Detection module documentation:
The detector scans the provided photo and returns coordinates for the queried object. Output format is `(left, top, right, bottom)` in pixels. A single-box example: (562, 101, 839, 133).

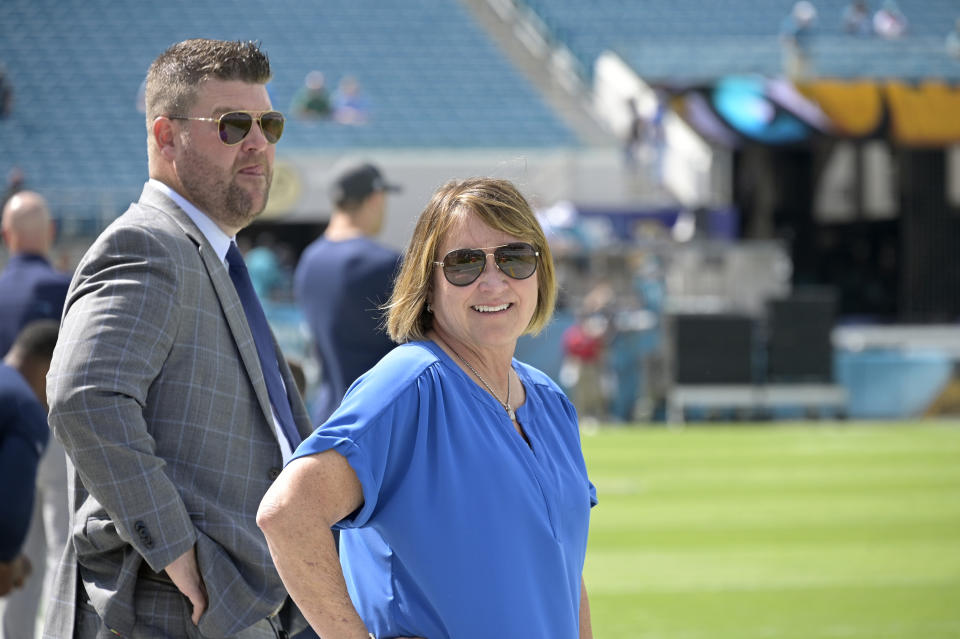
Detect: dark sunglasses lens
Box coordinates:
(443, 249, 486, 286)
(260, 112, 285, 143)
(219, 112, 253, 145)
(495, 243, 538, 280)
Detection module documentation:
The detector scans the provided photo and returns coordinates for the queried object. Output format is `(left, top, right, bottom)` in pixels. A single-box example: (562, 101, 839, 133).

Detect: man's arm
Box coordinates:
(48, 227, 197, 577)
(0, 555, 31, 597)
(165, 546, 207, 624)
(0, 432, 43, 564)
(0, 395, 45, 598)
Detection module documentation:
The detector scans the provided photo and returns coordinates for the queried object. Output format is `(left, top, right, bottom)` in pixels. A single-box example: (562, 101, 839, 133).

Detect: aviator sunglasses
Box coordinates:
(434, 242, 540, 286)
(167, 110, 285, 145)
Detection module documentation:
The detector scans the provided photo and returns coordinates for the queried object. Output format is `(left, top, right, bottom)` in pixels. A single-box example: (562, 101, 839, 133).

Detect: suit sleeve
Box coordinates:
(47, 225, 197, 571)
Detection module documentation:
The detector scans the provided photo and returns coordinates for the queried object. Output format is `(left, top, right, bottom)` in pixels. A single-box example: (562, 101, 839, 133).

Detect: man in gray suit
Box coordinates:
(44, 39, 312, 638)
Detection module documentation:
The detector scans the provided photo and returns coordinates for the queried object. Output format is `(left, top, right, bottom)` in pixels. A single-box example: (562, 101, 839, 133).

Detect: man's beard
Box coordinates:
(178, 147, 272, 231)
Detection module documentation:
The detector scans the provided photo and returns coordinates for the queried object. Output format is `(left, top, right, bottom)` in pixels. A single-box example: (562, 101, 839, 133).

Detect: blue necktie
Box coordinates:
(226, 242, 301, 450)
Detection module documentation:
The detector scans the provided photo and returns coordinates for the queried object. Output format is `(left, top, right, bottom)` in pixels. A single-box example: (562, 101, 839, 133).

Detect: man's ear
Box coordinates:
(153, 117, 177, 161)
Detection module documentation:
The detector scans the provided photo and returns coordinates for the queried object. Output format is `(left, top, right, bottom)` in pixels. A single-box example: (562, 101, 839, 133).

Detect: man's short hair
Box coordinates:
(144, 39, 272, 131)
(9, 319, 59, 362)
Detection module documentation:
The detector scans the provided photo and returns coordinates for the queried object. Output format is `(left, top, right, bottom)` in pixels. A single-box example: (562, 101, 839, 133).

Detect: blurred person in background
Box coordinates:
(561, 283, 612, 425)
(0, 321, 59, 601)
(243, 232, 287, 301)
(0, 191, 71, 355)
(0, 191, 71, 638)
(946, 18, 960, 58)
(873, 0, 907, 38)
(608, 305, 649, 424)
(0, 62, 12, 119)
(780, 1, 818, 80)
(43, 38, 312, 639)
(291, 70, 332, 120)
(1, 169, 25, 211)
(646, 91, 668, 192)
(623, 97, 645, 169)
(294, 162, 402, 425)
(332, 75, 370, 125)
(842, 1, 872, 35)
(259, 178, 596, 639)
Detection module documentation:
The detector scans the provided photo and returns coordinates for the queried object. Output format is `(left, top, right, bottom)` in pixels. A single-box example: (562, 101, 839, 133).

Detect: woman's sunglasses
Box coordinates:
(168, 110, 285, 146)
(434, 242, 540, 286)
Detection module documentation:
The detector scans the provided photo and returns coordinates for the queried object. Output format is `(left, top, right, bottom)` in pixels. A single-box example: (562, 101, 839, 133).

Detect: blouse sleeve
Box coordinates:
(290, 352, 435, 528)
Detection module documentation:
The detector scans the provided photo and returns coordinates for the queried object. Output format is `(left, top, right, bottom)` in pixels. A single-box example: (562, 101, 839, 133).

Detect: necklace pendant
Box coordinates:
(507, 406, 516, 421)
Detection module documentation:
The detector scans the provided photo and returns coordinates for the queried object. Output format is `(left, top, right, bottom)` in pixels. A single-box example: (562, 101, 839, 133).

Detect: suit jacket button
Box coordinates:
(268, 467, 282, 480)
(135, 522, 154, 549)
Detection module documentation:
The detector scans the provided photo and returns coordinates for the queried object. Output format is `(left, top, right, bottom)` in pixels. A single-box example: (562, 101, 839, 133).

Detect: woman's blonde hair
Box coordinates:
(386, 177, 556, 343)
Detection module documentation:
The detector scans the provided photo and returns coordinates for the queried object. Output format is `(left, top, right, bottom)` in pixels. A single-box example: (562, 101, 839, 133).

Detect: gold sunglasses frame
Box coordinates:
(166, 110, 285, 146)
(433, 243, 540, 286)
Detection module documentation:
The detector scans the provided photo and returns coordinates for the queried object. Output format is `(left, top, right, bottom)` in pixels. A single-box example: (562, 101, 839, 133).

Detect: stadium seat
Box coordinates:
(0, 0, 578, 222)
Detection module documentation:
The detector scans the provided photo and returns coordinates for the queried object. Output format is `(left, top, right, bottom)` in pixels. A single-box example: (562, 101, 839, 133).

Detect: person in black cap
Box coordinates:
(294, 162, 402, 425)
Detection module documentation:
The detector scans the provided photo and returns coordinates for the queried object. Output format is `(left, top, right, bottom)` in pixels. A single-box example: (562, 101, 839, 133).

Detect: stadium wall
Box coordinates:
(258, 147, 686, 251)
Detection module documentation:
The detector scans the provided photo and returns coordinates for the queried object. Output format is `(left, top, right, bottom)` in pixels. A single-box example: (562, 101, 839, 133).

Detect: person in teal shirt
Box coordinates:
(259, 177, 596, 639)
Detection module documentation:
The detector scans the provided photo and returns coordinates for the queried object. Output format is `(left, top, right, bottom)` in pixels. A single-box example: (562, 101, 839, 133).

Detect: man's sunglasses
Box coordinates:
(434, 242, 540, 286)
(168, 110, 285, 145)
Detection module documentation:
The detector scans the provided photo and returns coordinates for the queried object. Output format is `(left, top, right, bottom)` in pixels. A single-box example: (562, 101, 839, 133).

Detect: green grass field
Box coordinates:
(581, 421, 960, 639)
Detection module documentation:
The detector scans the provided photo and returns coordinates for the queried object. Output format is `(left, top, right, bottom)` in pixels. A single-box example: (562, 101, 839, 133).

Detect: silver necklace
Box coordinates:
(436, 336, 515, 421)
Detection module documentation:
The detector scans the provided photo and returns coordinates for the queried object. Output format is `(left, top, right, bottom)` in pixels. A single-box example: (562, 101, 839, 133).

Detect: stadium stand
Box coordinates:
(0, 0, 578, 213)
(513, 0, 960, 82)
(3, 0, 959, 420)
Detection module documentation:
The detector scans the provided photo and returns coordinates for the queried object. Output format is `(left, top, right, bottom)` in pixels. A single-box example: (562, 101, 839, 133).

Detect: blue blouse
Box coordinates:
(292, 340, 596, 639)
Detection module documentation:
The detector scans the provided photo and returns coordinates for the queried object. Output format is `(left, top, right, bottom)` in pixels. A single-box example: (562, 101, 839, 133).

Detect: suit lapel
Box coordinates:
(138, 185, 278, 437)
(199, 243, 278, 433)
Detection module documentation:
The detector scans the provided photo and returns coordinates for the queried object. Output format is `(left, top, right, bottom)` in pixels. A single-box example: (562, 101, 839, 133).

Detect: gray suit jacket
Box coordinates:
(44, 183, 313, 638)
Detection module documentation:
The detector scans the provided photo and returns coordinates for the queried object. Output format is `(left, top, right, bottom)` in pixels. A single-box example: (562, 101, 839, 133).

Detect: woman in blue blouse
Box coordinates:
(259, 178, 596, 639)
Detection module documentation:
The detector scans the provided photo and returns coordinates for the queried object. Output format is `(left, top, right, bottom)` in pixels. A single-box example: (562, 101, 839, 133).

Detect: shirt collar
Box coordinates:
(148, 179, 234, 266)
(8, 253, 50, 265)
